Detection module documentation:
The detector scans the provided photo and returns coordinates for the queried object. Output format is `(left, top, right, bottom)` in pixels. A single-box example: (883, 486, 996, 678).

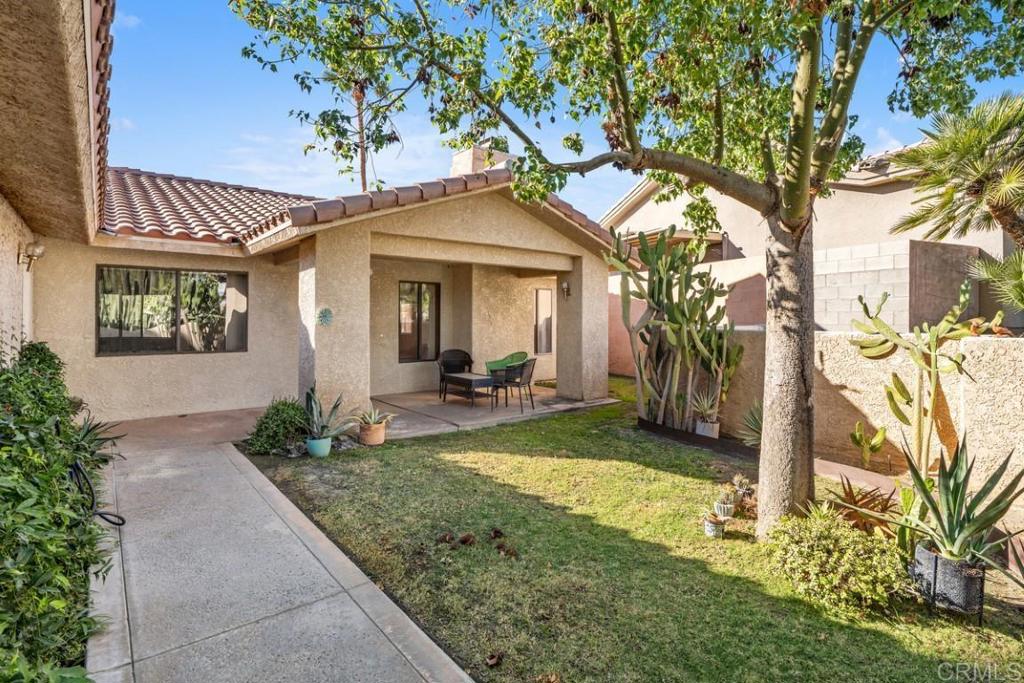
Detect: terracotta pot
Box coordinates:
(359, 422, 387, 446)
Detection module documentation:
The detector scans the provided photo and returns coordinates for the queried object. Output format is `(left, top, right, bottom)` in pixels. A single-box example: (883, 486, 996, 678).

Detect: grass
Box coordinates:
(250, 377, 1024, 682)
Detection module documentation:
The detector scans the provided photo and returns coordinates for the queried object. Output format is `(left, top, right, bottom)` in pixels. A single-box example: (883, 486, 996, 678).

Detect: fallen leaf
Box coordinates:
(535, 675, 561, 683)
(436, 531, 454, 544)
(485, 652, 503, 668)
(459, 532, 476, 546)
(490, 527, 504, 540)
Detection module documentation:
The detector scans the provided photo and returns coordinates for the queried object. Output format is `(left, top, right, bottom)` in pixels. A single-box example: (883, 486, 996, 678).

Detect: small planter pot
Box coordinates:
(306, 437, 332, 458)
(704, 518, 726, 539)
(734, 487, 754, 500)
(911, 543, 986, 616)
(714, 501, 735, 518)
(359, 422, 387, 446)
(694, 420, 720, 439)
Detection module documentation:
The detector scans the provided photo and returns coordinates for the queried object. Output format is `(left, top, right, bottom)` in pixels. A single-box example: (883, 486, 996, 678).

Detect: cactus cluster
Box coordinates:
(606, 225, 743, 430)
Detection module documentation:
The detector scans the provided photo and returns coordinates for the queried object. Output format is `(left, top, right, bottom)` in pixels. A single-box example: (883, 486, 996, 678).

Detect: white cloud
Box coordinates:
(865, 126, 905, 156)
(111, 117, 137, 132)
(113, 13, 141, 30)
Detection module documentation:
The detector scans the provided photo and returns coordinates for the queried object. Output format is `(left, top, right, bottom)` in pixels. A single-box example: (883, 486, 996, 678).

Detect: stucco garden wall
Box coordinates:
(32, 237, 299, 421)
(0, 192, 34, 347)
(718, 329, 1024, 528)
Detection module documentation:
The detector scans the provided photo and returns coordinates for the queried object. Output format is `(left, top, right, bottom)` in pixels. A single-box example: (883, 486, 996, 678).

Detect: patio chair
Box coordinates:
(437, 349, 473, 398)
(485, 351, 528, 373)
(492, 358, 536, 413)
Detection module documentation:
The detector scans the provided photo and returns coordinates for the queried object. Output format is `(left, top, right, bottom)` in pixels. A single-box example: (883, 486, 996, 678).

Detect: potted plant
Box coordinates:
(844, 440, 1024, 616)
(713, 486, 736, 518)
(304, 387, 355, 458)
(691, 389, 720, 438)
(357, 407, 395, 446)
(703, 511, 726, 539)
(732, 474, 754, 500)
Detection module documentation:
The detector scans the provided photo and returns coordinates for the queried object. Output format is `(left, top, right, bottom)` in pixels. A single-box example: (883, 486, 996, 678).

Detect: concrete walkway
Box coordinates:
(87, 416, 471, 683)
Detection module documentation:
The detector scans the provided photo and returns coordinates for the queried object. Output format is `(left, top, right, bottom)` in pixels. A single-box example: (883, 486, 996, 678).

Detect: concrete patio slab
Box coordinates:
(375, 385, 618, 438)
(87, 421, 471, 683)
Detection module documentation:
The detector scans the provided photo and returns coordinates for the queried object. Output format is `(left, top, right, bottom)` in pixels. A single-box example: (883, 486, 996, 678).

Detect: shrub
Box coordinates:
(768, 503, 909, 616)
(247, 398, 307, 454)
(0, 342, 109, 673)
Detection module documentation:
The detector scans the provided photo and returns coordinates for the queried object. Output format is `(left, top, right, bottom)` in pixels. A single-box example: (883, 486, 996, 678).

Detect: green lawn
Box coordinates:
(250, 377, 1024, 682)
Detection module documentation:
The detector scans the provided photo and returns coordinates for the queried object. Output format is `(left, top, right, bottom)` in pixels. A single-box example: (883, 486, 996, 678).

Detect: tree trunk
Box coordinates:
(988, 201, 1024, 249)
(756, 215, 816, 538)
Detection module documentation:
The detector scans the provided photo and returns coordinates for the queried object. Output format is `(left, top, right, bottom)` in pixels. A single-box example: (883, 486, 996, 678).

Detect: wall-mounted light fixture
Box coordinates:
(18, 241, 45, 271)
(560, 279, 571, 298)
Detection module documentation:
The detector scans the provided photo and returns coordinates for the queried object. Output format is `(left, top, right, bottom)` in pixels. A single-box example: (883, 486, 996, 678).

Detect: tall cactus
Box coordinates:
(851, 280, 1010, 473)
(606, 225, 732, 429)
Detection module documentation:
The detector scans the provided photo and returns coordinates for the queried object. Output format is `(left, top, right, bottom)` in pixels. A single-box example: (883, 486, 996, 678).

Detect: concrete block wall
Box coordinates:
(813, 241, 911, 331)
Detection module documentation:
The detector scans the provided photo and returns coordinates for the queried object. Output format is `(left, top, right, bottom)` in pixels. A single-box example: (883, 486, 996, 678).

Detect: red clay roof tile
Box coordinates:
(104, 167, 318, 243)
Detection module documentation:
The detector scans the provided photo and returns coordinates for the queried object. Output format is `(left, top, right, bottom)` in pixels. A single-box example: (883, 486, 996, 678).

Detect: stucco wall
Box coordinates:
(32, 237, 299, 421)
(370, 258, 456, 396)
(470, 265, 557, 381)
(0, 192, 33, 348)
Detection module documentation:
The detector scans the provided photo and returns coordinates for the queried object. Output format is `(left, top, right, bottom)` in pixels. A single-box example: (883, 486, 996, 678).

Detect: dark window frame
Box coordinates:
(398, 280, 441, 364)
(95, 264, 250, 357)
(534, 287, 553, 355)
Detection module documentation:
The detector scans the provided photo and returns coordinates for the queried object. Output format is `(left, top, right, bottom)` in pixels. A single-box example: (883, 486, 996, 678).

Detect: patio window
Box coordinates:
(399, 281, 439, 362)
(535, 288, 552, 354)
(97, 266, 248, 355)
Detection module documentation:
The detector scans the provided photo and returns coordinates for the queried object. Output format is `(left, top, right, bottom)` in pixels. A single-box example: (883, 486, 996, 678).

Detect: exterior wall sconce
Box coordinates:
(560, 280, 571, 298)
(18, 241, 45, 271)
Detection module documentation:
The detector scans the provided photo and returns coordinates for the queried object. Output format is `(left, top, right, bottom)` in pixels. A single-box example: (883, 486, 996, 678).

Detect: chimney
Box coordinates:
(449, 139, 514, 175)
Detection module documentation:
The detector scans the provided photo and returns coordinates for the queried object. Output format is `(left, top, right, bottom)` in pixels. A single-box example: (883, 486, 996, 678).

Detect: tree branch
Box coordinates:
(603, 11, 642, 155)
(780, 11, 823, 229)
(712, 85, 725, 166)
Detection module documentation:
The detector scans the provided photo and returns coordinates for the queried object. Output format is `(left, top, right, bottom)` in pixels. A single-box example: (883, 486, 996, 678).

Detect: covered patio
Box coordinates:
(373, 385, 618, 439)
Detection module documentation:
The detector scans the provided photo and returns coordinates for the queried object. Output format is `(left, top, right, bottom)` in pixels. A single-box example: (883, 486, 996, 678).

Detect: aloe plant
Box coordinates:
(357, 407, 394, 425)
(606, 225, 735, 430)
(851, 280, 1008, 474)
(304, 387, 356, 440)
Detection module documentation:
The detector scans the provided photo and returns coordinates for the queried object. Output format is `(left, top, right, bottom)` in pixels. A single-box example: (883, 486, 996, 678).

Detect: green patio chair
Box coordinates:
(485, 351, 528, 373)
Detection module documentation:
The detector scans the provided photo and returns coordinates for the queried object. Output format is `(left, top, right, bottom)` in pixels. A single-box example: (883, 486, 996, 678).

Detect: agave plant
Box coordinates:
(737, 400, 762, 449)
(357, 407, 395, 425)
(901, 440, 1024, 563)
(68, 412, 124, 462)
(304, 387, 357, 440)
(690, 389, 718, 423)
(828, 476, 897, 535)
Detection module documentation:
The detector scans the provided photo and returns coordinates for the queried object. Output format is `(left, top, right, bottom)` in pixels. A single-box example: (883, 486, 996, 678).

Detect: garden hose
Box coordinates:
(69, 459, 126, 527)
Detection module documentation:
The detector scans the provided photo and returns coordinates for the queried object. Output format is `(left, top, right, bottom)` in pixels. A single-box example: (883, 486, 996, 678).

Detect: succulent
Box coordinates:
(849, 421, 887, 471)
(304, 386, 357, 440)
(357, 407, 395, 425)
(737, 401, 762, 449)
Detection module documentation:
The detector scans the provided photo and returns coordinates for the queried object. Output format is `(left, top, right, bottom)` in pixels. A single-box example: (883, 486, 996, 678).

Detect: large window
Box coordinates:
(97, 266, 248, 356)
(535, 288, 553, 354)
(398, 281, 439, 362)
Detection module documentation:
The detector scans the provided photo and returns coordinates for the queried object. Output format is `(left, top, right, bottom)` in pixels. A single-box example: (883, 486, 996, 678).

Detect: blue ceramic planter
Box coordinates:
(306, 437, 332, 458)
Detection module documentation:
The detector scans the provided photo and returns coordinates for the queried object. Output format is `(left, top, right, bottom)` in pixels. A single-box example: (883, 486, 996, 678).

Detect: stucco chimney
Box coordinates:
(449, 139, 514, 175)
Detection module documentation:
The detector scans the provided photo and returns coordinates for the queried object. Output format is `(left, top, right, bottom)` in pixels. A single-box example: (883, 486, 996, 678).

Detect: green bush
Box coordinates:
(768, 504, 909, 616)
(0, 342, 110, 674)
(247, 398, 307, 454)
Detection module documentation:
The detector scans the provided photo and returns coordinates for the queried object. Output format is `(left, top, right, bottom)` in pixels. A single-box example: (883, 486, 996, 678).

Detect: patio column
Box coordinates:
(556, 254, 608, 400)
(297, 226, 372, 411)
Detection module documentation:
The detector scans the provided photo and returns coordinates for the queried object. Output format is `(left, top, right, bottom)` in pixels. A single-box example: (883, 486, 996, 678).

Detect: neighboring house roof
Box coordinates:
(240, 166, 612, 250)
(102, 167, 318, 244)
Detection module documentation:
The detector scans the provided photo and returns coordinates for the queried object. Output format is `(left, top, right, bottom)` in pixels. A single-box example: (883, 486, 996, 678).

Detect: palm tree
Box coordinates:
(891, 94, 1024, 248)
(970, 251, 1024, 312)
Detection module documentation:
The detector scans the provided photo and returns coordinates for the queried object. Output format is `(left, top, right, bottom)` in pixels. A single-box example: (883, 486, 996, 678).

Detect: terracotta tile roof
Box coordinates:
(239, 167, 611, 247)
(103, 168, 319, 244)
(91, 0, 115, 232)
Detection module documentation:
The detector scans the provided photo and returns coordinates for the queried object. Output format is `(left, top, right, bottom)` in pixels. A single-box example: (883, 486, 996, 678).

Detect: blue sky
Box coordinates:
(108, 1, 1023, 220)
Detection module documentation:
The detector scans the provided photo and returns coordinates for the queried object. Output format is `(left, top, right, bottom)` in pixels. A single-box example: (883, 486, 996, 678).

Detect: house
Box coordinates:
(1, 3, 609, 422)
(602, 156, 1022, 374)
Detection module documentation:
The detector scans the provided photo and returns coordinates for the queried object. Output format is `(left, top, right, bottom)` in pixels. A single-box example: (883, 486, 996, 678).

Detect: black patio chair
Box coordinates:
(437, 349, 473, 398)
(493, 358, 536, 413)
